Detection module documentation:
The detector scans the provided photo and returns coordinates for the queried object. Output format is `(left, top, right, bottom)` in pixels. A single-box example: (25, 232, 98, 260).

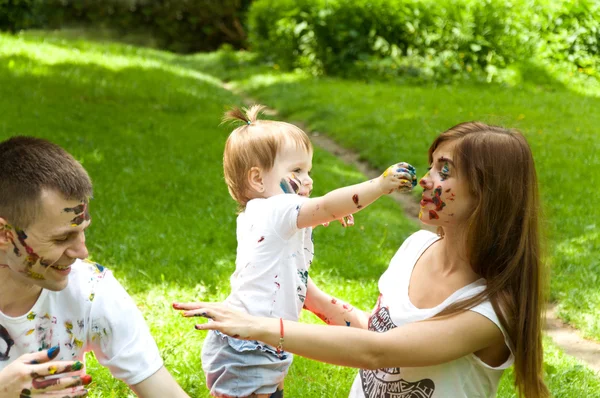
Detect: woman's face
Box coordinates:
(418, 141, 476, 227)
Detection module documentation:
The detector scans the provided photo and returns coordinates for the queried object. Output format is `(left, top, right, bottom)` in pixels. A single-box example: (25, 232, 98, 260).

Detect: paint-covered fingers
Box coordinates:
(22, 387, 89, 397)
(0, 354, 89, 398)
(380, 162, 417, 194)
(28, 360, 85, 378)
(20, 346, 61, 365)
(29, 373, 92, 393)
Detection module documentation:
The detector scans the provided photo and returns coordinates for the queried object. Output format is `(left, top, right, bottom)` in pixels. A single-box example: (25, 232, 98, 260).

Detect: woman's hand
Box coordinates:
(0, 346, 90, 398)
(173, 302, 264, 340)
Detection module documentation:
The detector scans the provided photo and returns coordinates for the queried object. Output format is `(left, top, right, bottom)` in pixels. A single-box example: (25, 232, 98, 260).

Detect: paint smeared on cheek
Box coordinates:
(429, 210, 439, 220)
(352, 194, 363, 209)
(431, 186, 446, 211)
(4, 226, 21, 257)
(280, 174, 301, 194)
(9, 226, 48, 279)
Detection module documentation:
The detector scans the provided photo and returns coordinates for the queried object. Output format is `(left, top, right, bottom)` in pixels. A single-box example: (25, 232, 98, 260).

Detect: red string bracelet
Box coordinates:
(276, 317, 284, 358)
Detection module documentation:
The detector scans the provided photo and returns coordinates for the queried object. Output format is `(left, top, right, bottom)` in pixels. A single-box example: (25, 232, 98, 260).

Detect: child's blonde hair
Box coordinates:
(223, 104, 312, 208)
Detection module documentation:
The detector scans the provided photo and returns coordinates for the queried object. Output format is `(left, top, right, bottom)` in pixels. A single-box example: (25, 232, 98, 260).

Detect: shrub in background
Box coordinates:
(1, 0, 253, 53)
(0, 0, 43, 32)
(247, 0, 600, 83)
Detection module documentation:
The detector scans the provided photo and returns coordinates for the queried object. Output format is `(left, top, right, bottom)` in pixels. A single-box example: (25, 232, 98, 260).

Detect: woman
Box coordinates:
(174, 122, 549, 398)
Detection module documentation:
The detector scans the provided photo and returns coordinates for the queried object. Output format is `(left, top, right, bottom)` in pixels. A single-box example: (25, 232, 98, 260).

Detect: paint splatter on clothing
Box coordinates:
(0, 259, 163, 385)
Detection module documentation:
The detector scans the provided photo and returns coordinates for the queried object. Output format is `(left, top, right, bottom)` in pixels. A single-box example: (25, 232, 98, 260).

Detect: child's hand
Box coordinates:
(378, 162, 417, 194)
(322, 214, 354, 228)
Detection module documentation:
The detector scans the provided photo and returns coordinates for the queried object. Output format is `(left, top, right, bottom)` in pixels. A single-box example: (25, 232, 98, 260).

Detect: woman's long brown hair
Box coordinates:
(431, 122, 549, 398)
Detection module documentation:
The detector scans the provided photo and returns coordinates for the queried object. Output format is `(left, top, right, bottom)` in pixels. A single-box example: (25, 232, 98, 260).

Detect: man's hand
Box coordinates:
(378, 162, 417, 194)
(0, 346, 90, 398)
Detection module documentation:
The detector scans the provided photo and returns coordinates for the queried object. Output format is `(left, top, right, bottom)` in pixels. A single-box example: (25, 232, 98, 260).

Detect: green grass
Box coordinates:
(0, 30, 598, 397)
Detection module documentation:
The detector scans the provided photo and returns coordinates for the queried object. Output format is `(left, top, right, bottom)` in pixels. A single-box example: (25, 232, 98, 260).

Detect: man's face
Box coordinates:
(1, 189, 91, 291)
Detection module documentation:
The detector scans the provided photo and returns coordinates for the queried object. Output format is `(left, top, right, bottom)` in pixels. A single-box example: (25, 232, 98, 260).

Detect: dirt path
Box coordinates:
(226, 87, 600, 375)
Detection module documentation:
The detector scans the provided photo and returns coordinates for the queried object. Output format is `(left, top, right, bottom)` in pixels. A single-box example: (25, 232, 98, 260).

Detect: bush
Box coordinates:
(1, 0, 253, 53)
(0, 0, 43, 32)
(247, 0, 600, 83)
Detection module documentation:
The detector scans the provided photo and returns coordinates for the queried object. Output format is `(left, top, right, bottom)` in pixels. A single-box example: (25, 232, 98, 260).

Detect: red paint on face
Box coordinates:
(429, 210, 439, 220)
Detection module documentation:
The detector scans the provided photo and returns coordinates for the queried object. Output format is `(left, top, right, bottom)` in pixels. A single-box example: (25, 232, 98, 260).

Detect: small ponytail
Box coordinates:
(222, 104, 267, 126)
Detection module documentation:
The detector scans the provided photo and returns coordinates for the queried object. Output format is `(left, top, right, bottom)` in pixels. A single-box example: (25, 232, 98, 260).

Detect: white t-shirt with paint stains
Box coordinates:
(225, 194, 313, 321)
(0, 259, 162, 386)
(349, 230, 514, 398)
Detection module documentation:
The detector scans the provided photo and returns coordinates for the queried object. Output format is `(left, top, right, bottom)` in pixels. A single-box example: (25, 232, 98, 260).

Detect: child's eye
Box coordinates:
(293, 168, 302, 173)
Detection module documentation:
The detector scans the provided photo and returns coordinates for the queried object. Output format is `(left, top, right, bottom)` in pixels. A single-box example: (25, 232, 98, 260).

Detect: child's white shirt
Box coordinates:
(225, 194, 313, 321)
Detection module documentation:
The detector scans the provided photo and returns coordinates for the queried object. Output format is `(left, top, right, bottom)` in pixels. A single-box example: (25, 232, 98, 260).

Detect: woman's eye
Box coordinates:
(55, 237, 69, 243)
(293, 168, 302, 173)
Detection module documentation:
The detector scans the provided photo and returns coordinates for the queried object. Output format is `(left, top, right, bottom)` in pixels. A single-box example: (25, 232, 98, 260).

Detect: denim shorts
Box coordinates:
(201, 330, 293, 397)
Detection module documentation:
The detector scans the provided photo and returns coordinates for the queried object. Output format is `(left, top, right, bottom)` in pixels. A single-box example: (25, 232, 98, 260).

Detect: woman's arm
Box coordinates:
(303, 277, 370, 329)
(295, 163, 416, 229)
(173, 302, 505, 369)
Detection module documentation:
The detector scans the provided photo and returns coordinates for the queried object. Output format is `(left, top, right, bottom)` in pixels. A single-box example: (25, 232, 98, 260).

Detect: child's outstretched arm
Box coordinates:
(294, 162, 416, 229)
(304, 277, 370, 329)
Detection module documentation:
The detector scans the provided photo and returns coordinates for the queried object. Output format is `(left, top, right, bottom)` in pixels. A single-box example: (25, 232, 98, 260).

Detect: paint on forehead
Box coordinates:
(63, 203, 86, 214)
(64, 201, 90, 227)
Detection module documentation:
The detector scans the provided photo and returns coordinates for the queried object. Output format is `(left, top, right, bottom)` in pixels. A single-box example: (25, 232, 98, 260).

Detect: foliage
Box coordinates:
(1, 0, 253, 53)
(247, 0, 600, 83)
(0, 0, 43, 32)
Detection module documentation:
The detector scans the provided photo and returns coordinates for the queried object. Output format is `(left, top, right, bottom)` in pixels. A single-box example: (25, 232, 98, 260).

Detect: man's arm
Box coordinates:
(130, 366, 189, 398)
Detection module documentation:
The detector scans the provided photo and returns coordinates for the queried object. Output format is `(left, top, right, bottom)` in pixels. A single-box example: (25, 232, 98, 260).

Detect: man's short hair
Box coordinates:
(0, 136, 93, 228)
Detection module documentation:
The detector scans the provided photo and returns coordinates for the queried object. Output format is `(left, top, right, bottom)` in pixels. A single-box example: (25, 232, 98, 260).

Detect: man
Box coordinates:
(0, 137, 189, 397)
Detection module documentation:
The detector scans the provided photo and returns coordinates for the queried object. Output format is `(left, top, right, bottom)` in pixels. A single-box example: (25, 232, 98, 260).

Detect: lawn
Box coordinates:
(0, 31, 598, 397)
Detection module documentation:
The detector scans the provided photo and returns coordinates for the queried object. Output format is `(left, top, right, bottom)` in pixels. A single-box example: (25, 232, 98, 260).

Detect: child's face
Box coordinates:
(262, 141, 313, 198)
(418, 141, 475, 227)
